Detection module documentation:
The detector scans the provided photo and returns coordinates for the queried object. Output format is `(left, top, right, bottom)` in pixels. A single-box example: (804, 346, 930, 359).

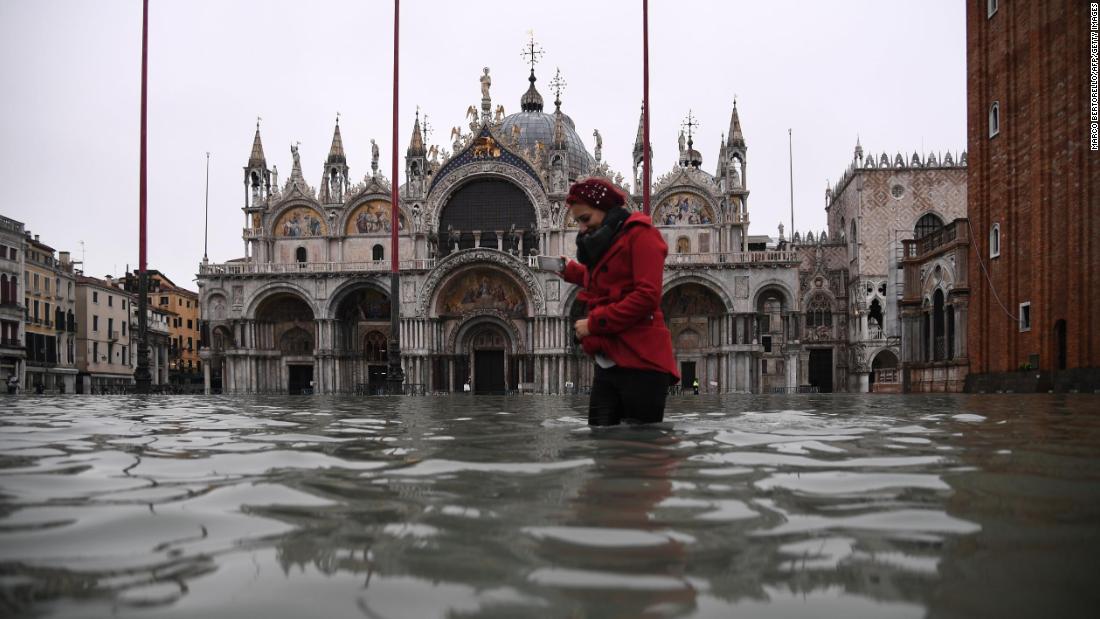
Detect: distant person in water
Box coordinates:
(558, 178, 679, 426)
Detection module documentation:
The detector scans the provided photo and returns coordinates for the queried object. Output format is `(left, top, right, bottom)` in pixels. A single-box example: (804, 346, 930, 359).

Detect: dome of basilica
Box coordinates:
(498, 72, 594, 182)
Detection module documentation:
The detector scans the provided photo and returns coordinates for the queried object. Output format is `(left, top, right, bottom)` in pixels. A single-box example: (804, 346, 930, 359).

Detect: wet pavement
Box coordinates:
(0, 394, 1098, 618)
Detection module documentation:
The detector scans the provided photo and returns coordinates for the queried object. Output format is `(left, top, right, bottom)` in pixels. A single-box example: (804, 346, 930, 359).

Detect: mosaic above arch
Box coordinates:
(275, 206, 327, 238)
(437, 268, 528, 318)
(663, 282, 726, 318)
(346, 200, 407, 235)
(654, 192, 715, 226)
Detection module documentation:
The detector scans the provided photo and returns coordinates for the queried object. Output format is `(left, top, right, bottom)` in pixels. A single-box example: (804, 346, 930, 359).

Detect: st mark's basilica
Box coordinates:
(197, 50, 966, 395)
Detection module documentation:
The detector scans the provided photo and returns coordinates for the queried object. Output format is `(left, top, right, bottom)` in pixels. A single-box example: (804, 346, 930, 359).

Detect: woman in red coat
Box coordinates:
(559, 178, 680, 426)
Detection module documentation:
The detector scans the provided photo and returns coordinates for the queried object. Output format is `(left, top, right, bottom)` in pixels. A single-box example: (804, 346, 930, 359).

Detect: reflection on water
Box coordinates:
(1, 394, 1098, 618)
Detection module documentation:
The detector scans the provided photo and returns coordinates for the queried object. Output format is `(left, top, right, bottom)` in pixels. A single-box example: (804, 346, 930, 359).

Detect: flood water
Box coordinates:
(1, 394, 1098, 618)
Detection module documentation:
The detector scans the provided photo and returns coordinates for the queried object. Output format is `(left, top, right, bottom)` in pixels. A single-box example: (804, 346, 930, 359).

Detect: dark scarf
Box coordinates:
(576, 206, 630, 268)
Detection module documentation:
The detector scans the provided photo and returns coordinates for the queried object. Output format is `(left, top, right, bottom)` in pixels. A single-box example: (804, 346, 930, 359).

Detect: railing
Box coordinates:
(768, 386, 821, 394)
(874, 367, 900, 384)
(0, 217, 24, 235)
(199, 259, 437, 275)
(917, 221, 959, 256)
(109, 331, 120, 341)
(666, 250, 801, 266)
(0, 337, 21, 348)
(243, 228, 263, 239)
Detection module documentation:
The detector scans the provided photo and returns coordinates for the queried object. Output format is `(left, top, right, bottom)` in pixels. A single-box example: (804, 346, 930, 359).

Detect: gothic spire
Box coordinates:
(407, 108, 426, 156)
(632, 103, 646, 159)
(326, 115, 346, 165)
(727, 99, 745, 147)
(248, 119, 267, 168)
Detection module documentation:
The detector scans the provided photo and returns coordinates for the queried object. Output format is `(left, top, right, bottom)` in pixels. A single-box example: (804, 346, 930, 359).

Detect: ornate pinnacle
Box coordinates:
(549, 68, 566, 109)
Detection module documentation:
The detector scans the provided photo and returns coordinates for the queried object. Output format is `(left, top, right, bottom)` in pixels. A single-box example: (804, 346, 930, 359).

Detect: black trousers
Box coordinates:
(588, 365, 672, 426)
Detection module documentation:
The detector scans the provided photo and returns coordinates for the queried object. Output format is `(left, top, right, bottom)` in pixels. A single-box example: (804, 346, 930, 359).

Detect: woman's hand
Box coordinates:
(574, 319, 591, 339)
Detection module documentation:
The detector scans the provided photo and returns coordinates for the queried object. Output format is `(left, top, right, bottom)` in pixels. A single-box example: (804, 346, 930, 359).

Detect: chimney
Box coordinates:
(34, 235, 39, 242)
(59, 251, 70, 266)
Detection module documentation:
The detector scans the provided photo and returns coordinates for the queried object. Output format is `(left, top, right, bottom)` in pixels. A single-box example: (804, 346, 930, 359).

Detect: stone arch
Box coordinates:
(921, 258, 956, 302)
(210, 324, 235, 351)
(871, 348, 899, 369)
(267, 199, 327, 238)
(337, 195, 411, 236)
(446, 312, 526, 355)
(752, 281, 796, 312)
(663, 273, 734, 313)
(663, 281, 729, 318)
(245, 283, 321, 320)
(652, 187, 720, 226)
(417, 248, 545, 317)
(331, 281, 392, 352)
(424, 165, 550, 233)
(324, 278, 391, 320)
(204, 290, 230, 322)
(432, 264, 532, 319)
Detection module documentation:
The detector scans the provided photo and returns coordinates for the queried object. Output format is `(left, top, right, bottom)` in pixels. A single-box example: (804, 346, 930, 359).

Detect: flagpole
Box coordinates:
(203, 152, 210, 262)
(642, 0, 651, 215)
(387, 0, 405, 394)
(788, 128, 795, 240)
(134, 0, 151, 393)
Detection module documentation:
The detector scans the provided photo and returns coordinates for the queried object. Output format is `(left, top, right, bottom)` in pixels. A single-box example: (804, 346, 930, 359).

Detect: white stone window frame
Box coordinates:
(1018, 301, 1031, 332)
(989, 101, 1000, 138)
(990, 222, 1001, 258)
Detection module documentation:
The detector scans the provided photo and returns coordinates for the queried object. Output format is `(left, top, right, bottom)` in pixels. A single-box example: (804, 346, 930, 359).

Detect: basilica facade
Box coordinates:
(196, 61, 817, 395)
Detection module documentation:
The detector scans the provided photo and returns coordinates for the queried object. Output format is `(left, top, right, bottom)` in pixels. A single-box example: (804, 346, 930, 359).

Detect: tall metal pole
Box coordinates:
(642, 0, 651, 215)
(387, 0, 405, 394)
(134, 0, 151, 393)
(203, 152, 210, 262)
(788, 128, 795, 241)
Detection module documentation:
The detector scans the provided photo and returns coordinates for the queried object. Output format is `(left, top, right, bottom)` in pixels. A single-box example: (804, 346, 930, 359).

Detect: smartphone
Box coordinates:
(535, 256, 566, 272)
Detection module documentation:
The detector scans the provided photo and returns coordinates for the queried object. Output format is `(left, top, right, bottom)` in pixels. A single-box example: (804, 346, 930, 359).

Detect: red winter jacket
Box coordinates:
(562, 211, 680, 383)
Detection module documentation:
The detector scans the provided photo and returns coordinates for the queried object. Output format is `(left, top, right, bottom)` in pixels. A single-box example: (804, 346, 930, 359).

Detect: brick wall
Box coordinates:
(967, 0, 1100, 376)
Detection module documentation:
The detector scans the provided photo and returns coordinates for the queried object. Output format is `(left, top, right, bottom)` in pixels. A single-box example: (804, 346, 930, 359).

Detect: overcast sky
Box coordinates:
(1, 0, 965, 289)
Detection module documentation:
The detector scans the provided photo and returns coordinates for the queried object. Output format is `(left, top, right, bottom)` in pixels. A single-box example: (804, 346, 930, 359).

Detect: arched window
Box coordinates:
(295, 247, 307, 263)
(850, 220, 857, 247)
(676, 237, 691, 254)
(914, 213, 944, 240)
(364, 330, 387, 363)
(372, 244, 384, 261)
(869, 298, 884, 338)
(990, 223, 1001, 258)
(805, 294, 833, 328)
(946, 303, 955, 360)
(989, 102, 1000, 137)
(933, 289, 946, 360)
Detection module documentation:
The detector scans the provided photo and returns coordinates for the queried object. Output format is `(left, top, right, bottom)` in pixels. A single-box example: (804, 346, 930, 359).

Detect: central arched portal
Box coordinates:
(464, 323, 511, 394)
(438, 179, 538, 257)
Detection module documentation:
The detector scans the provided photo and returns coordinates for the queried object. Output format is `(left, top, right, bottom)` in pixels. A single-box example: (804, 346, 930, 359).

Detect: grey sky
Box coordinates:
(0, 0, 965, 289)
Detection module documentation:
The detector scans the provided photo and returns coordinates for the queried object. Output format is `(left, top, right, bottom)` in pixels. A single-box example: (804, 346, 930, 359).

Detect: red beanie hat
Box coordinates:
(565, 178, 626, 211)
